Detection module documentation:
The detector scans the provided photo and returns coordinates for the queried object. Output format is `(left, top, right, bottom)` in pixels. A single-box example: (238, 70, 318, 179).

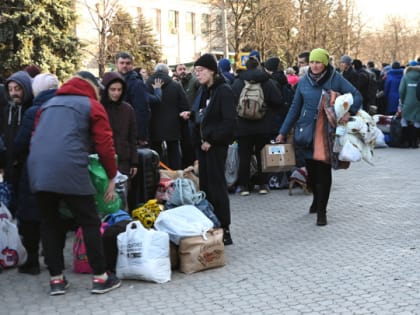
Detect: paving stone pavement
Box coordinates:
(1, 147, 420, 315)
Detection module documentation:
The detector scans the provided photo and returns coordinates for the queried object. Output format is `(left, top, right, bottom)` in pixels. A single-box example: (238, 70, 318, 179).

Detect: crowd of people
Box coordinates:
(0, 48, 419, 296)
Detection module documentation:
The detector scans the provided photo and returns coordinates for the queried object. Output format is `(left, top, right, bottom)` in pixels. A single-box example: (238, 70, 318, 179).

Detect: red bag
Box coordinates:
(73, 223, 108, 274)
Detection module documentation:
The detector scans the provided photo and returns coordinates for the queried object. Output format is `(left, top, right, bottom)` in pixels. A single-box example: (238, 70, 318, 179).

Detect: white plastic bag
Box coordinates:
(154, 205, 214, 245)
(0, 202, 12, 220)
(0, 218, 27, 268)
(116, 221, 171, 283)
(339, 139, 362, 162)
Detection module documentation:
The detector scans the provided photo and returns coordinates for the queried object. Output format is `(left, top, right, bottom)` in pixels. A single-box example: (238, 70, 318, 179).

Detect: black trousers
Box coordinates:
(237, 134, 272, 188)
(18, 219, 40, 266)
(151, 140, 182, 170)
(305, 159, 332, 212)
(198, 144, 230, 228)
(36, 192, 106, 276)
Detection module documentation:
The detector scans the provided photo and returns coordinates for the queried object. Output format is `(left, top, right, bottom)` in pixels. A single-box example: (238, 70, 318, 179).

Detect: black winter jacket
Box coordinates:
(232, 69, 286, 137)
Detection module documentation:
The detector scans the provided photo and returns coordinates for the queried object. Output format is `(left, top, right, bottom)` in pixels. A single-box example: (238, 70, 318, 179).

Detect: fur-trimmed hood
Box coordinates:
(57, 76, 100, 100)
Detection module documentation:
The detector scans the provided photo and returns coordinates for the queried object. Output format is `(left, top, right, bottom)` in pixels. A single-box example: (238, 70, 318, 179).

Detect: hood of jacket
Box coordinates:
(6, 71, 33, 107)
(403, 65, 420, 79)
(146, 71, 173, 87)
(387, 68, 404, 77)
(238, 68, 270, 83)
(33, 89, 57, 107)
(56, 77, 99, 100)
(100, 71, 127, 104)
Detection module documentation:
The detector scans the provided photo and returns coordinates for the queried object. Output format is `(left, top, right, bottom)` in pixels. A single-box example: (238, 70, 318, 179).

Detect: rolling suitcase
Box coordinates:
(128, 148, 160, 210)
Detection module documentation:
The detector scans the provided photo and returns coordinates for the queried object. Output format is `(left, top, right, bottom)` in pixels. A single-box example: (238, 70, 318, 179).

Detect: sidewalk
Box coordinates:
(1, 147, 420, 315)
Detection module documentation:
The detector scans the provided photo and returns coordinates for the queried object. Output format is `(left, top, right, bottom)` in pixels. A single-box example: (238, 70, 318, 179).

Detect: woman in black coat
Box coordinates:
(189, 54, 236, 245)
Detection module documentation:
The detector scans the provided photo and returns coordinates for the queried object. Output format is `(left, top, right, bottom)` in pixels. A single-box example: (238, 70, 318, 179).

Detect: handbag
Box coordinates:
(179, 228, 225, 274)
(293, 119, 316, 148)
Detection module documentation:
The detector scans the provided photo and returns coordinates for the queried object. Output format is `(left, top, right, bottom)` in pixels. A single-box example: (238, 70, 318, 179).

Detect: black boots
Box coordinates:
(223, 227, 233, 245)
(317, 211, 327, 226)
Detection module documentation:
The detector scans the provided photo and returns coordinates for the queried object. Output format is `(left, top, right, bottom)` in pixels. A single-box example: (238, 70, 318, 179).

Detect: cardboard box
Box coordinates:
(261, 144, 296, 172)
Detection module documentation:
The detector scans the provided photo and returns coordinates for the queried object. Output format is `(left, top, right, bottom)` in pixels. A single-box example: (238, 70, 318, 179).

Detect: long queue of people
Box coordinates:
(0, 48, 419, 296)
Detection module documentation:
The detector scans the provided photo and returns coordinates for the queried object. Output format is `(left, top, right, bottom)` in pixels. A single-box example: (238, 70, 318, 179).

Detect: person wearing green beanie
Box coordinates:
(276, 47, 363, 227)
(309, 48, 330, 66)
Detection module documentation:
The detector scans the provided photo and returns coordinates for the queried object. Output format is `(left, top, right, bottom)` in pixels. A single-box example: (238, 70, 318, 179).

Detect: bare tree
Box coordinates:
(84, 0, 119, 76)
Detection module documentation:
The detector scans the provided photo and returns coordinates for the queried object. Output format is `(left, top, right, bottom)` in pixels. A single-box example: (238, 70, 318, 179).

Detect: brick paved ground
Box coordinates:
(1, 147, 420, 315)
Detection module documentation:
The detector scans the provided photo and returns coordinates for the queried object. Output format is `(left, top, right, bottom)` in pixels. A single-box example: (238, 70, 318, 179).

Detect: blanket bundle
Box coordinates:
(314, 90, 379, 168)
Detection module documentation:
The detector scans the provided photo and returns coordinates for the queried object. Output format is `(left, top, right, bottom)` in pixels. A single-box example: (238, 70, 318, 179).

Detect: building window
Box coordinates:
(168, 10, 178, 34)
(186, 12, 195, 35)
(155, 9, 161, 33)
(201, 13, 209, 34)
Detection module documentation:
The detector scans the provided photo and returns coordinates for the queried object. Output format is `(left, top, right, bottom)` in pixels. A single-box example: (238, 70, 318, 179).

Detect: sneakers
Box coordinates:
(236, 186, 250, 196)
(257, 185, 269, 195)
(91, 273, 122, 294)
(223, 228, 233, 246)
(50, 277, 69, 296)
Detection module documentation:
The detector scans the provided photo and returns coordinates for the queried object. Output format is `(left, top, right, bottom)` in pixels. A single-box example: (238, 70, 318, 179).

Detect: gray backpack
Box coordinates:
(237, 80, 266, 120)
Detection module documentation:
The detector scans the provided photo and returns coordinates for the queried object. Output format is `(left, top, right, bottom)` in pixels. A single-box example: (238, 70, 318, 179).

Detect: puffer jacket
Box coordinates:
(399, 65, 420, 123)
(384, 68, 404, 114)
(28, 76, 116, 195)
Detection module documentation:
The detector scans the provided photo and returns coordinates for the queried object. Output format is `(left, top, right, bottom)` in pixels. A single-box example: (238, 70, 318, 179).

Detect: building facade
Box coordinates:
(75, 0, 224, 73)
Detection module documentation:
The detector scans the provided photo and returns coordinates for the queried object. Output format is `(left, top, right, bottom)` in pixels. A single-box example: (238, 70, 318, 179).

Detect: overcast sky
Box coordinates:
(354, 0, 420, 29)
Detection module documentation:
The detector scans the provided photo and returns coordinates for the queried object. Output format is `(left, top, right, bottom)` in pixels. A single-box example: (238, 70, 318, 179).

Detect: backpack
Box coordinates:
(237, 80, 266, 120)
(281, 83, 294, 108)
(365, 70, 377, 105)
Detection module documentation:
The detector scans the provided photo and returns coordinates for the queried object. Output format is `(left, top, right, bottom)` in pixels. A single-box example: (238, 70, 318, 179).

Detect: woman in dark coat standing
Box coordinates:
(189, 54, 236, 245)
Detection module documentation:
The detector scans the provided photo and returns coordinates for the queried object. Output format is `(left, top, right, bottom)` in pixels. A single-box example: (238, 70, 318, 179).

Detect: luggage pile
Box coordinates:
(75, 149, 225, 282)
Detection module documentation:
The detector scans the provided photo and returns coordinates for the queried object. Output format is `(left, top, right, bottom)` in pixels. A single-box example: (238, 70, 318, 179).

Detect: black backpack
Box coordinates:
(281, 83, 295, 108)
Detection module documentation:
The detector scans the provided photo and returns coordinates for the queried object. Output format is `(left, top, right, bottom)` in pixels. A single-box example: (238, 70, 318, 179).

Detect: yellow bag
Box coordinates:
(131, 199, 162, 228)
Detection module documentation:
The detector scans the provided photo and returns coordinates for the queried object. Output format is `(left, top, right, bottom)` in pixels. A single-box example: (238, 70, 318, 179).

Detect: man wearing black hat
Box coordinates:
(28, 71, 121, 296)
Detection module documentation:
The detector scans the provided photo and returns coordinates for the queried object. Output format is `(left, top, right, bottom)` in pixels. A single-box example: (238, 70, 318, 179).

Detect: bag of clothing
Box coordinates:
(0, 202, 12, 220)
(168, 178, 205, 206)
(0, 218, 27, 268)
(88, 154, 122, 215)
(116, 221, 171, 283)
(179, 228, 225, 274)
(225, 143, 239, 189)
(102, 209, 132, 227)
(154, 205, 214, 245)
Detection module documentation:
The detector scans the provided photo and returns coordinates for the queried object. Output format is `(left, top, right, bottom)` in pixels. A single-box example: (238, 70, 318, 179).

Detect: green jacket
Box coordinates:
(399, 66, 420, 123)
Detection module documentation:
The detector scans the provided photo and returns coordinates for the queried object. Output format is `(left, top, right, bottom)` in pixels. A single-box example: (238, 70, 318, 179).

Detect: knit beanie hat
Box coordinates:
(194, 54, 218, 72)
(264, 57, 280, 72)
(25, 64, 42, 78)
(391, 61, 401, 69)
(340, 55, 352, 65)
(309, 48, 330, 66)
(408, 60, 418, 67)
(218, 58, 231, 72)
(76, 71, 103, 89)
(352, 59, 363, 70)
(32, 73, 59, 97)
